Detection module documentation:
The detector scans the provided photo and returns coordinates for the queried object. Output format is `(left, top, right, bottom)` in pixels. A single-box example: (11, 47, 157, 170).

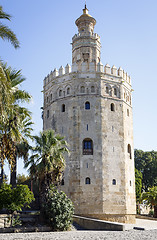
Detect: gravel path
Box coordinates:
(0, 230, 157, 240)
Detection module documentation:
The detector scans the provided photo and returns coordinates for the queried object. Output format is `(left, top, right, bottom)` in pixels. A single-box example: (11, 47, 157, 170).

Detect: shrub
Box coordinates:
(43, 185, 74, 231)
(149, 210, 154, 217)
(0, 183, 35, 213)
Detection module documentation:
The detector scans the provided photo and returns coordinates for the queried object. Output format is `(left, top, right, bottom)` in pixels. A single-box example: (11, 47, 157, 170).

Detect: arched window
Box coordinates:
(127, 109, 129, 117)
(83, 138, 93, 155)
(59, 90, 62, 97)
(114, 88, 117, 96)
(67, 87, 70, 95)
(85, 101, 90, 110)
(112, 179, 116, 185)
(47, 110, 49, 119)
(80, 86, 85, 93)
(128, 144, 132, 159)
(50, 94, 52, 100)
(85, 177, 91, 184)
(61, 179, 64, 186)
(106, 86, 109, 94)
(111, 103, 115, 111)
(47, 96, 49, 102)
(91, 86, 95, 93)
(62, 104, 65, 112)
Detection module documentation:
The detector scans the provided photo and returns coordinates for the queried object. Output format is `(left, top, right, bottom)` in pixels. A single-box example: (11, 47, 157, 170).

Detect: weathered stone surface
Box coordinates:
(43, 6, 136, 223)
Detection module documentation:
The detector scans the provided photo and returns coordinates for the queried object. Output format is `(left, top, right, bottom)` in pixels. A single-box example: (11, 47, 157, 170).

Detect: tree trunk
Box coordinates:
(154, 205, 157, 218)
(31, 177, 33, 192)
(10, 157, 17, 188)
(0, 163, 4, 185)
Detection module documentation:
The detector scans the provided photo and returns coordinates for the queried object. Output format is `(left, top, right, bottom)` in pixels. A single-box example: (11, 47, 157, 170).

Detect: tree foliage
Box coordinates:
(0, 183, 34, 213)
(142, 186, 157, 218)
(0, 6, 33, 187)
(16, 174, 30, 185)
(134, 149, 157, 191)
(25, 129, 69, 192)
(135, 168, 143, 201)
(43, 185, 74, 231)
(0, 62, 33, 186)
(0, 5, 20, 48)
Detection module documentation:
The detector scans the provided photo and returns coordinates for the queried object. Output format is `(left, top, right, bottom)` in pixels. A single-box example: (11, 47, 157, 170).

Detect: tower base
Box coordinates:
(79, 214, 136, 224)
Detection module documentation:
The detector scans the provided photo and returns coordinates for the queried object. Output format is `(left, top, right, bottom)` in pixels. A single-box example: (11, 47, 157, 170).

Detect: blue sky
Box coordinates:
(1, 0, 157, 176)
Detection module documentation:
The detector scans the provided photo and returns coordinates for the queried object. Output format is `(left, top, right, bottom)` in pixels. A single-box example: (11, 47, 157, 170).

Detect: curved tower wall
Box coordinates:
(43, 6, 136, 223)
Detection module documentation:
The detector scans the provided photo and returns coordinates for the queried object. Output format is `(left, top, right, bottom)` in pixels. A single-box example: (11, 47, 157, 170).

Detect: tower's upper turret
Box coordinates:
(75, 5, 96, 35)
(72, 6, 101, 68)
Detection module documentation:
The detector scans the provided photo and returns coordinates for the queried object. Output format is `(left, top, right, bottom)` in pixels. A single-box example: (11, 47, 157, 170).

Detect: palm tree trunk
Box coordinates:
(10, 157, 17, 188)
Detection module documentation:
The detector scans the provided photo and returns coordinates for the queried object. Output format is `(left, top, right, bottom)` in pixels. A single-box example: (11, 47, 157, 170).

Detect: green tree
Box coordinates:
(24, 154, 38, 193)
(43, 185, 74, 231)
(0, 63, 14, 184)
(134, 149, 157, 191)
(0, 5, 19, 48)
(135, 168, 143, 201)
(10, 116, 33, 187)
(0, 63, 33, 186)
(25, 129, 69, 207)
(142, 186, 157, 218)
(0, 183, 34, 213)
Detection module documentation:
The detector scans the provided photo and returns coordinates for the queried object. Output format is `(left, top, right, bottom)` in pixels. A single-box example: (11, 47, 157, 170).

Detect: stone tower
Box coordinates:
(43, 5, 136, 223)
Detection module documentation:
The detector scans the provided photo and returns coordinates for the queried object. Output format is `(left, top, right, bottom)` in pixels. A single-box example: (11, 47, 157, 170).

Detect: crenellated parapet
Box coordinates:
(72, 32, 100, 41)
(44, 62, 131, 86)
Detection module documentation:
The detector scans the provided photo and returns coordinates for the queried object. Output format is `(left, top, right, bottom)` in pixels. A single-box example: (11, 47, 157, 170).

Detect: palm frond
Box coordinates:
(0, 23, 20, 48)
(0, 6, 11, 20)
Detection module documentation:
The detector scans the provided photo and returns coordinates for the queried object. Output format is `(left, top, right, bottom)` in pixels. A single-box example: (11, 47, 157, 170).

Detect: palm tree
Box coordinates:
(9, 114, 33, 187)
(142, 186, 157, 218)
(0, 5, 20, 48)
(0, 63, 12, 115)
(0, 63, 14, 184)
(24, 154, 38, 193)
(25, 129, 69, 206)
(0, 63, 33, 186)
